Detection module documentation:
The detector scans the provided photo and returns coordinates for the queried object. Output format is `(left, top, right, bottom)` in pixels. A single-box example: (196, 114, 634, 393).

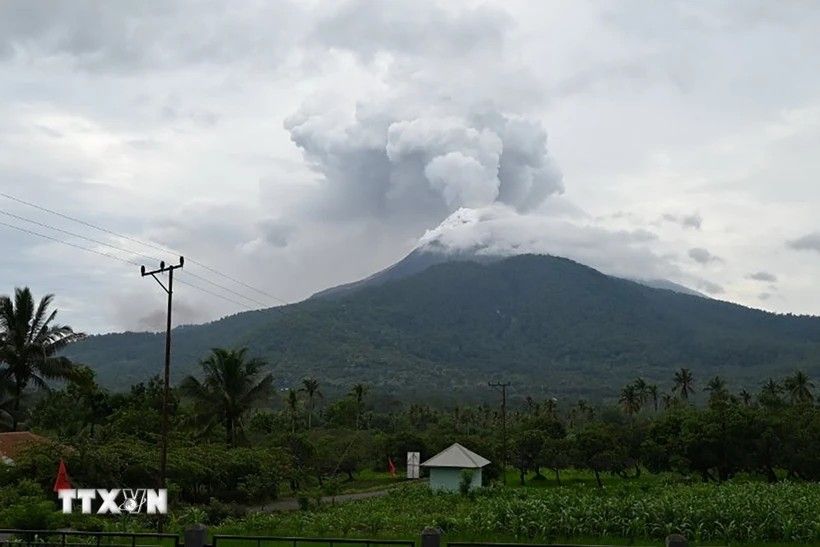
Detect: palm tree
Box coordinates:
(0, 376, 15, 431)
(286, 389, 300, 433)
(619, 384, 641, 415)
(783, 371, 814, 405)
(673, 368, 695, 401)
(525, 395, 536, 414)
(633, 377, 649, 407)
(544, 397, 558, 419)
(570, 399, 594, 426)
(705, 375, 729, 404)
(738, 389, 753, 407)
(660, 392, 674, 410)
(647, 384, 659, 412)
(350, 383, 368, 430)
(758, 378, 783, 408)
(0, 288, 84, 430)
(299, 377, 323, 429)
(179, 347, 273, 446)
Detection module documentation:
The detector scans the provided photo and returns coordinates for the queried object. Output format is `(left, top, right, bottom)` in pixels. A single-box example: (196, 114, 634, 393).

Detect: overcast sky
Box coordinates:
(1, 0, 820, 333)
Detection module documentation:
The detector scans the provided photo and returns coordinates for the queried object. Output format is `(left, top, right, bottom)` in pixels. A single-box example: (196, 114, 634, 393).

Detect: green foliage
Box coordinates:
(458, 469, 474, 496)
(0, 286, 84, 430)
(0, 479, 64, 529)
(180, 347, 273, 446)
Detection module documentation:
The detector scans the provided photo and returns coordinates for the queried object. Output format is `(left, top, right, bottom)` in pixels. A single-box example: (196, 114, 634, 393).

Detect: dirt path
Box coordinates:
(250, 487, 393, 513)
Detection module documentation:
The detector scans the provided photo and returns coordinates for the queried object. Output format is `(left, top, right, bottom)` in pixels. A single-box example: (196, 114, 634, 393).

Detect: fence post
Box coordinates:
(421, 527, 441, 547)
(665, 534, 687, 547)
(185, 524, 208, 547)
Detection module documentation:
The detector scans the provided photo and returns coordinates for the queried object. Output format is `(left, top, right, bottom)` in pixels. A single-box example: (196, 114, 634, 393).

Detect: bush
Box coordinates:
(0, 480, 64, 530)
(458, 469, 474, 497)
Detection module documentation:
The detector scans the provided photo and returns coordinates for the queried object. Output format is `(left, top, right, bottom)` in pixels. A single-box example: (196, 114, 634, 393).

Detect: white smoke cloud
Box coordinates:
(285, 105, 564, 227)
(416, 204, 681, 282)
(424, 152, 499, 209)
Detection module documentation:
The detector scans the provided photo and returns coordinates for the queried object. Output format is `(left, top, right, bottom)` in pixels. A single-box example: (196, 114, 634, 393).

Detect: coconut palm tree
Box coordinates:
(660, 392, 674, 410)
(0, 376, 15, 431)
(759, 378, 783, 407)
(738, 389, 753, 407)
(299, 377, 323, 429)
(705, 375, 729, 404)
(179, 347, 273, 446)
(633, 377, 649, 407)
(0, 288, 84, 430)
(647, 384, 659, 412)
(286, 389, 300, 433)
(783, 371, 814, 405)
(350, 383, 368, 430)
(673, 368, 695, 401)
(544, 397, 558, 419)
(619, 384, 641, 415)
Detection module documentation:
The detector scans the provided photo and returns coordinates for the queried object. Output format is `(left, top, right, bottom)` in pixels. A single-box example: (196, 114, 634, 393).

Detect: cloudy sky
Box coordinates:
(1, 0, 820, 333)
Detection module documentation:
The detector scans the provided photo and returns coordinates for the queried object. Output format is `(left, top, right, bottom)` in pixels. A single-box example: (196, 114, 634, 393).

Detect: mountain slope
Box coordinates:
(65, 254, 820, 400)
(311, 248, 704, 300)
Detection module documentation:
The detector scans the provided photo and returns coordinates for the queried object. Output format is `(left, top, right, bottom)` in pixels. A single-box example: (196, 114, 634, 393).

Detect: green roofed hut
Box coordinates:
(421, 443, 490, 492)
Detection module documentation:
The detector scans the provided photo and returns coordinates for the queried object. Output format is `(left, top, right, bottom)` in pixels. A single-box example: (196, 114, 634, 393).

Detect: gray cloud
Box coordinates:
(688, 247, 721, 264)
(0, 1, 305, 72)
(697, 279, 725, 295)
(747, 271, 778, 282)
(112, 291, 214, 332)
(257, 219, 295, 249)
(788, 232, 820, 253)
(313, 0, 510, 61)
(662, 212, 702, 230)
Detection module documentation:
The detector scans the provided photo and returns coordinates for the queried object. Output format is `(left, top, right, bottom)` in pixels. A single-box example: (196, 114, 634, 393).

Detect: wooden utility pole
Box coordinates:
(141, 257, 183, 530)
(488, 381, 511, 484)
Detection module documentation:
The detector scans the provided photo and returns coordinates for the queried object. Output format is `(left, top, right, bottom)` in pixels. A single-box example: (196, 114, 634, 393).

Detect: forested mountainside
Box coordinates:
(66, 254, 820, 401)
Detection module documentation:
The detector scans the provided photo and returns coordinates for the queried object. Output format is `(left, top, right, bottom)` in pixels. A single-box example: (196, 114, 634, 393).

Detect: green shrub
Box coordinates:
(458, 470, 474, 497)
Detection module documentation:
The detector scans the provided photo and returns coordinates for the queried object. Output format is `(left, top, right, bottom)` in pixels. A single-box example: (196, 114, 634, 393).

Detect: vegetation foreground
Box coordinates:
(3, 287, 820, 545)
(208, 482, 820, 545)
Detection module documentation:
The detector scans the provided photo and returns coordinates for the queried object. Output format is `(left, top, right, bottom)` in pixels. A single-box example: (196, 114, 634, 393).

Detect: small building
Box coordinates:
(421, 442, 490, 492)
(0, 431, 50, 464)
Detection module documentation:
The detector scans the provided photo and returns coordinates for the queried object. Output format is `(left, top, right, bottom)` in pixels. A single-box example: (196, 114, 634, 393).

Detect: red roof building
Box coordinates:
(0, 431, 50, 464)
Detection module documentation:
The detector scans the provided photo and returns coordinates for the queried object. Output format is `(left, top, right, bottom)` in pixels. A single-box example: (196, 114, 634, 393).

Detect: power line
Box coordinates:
(178, 270, 269, 308)
(186, 259, 288, 304)
(175, 278, 254, 311)
(0, 208, 270, 308)
(0, 219, 254, 310)
(0, 191, 289, 305)
(0, 191, 175, 255)
(0, 219, 139, 266)
(0, 209, 157, 263)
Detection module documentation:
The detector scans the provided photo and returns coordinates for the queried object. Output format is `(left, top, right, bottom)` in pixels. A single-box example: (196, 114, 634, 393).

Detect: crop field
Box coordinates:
(206, 481, 820, 546)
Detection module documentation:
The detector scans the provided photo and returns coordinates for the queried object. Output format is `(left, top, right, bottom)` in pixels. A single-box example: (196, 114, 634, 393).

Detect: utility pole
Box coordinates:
(488, 381, 510, 484)
(141, 257, 183, 530)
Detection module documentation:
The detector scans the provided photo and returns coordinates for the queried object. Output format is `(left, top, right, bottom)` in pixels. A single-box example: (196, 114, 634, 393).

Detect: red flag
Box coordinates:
(387, 457, 396, 477)
(53, 459, 71, 492)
